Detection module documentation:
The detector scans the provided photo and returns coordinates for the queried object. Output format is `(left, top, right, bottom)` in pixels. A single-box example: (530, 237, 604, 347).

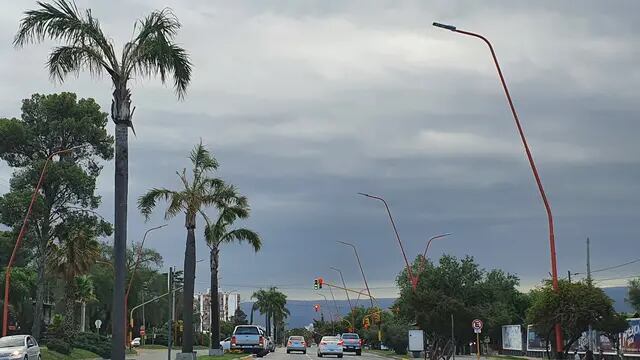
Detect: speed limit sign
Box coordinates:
(472, 319, 483, 333)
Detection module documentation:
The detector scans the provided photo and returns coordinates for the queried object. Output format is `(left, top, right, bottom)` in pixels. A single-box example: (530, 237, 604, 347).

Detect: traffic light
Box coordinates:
(314, 279, 319, 290)
(318, 277, 323, 289)
(363, 317, 370, 329)
(314, 304, 320, 312)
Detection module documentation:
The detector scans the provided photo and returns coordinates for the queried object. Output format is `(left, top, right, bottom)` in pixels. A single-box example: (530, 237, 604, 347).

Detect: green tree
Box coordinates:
(0, 92, 112, 339)
(527, 280, 627, 358)
(395, 255, 526, 360)
(75, 275, 97, 332)
(230, 308, 248, 326)
(251, 287, 289, 341)
(205, 195, 261, 350)
(15, 1, 192, 353)
(138, 142, 234, 353)
(628, 278, 640, 313)
(49, 221, 101, 339)
(382, 315, 409, 355)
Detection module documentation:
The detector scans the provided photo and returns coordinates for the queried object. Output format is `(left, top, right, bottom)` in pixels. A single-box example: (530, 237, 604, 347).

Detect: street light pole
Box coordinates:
(357, 193, 418, 290)
(336, 241, 374, 308)
(329, 267, 353, 311)
(3, 145, 85, 336)
(420, 233, 452, 272)
(126, 224, 168, 346)
(317, 293, 335, 335)
(432, 22, 563, 355)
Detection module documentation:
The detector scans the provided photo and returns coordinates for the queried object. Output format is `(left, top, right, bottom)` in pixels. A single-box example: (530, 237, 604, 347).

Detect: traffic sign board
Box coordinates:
(472, 319, 483, 331)
(95, 319, 102, 329)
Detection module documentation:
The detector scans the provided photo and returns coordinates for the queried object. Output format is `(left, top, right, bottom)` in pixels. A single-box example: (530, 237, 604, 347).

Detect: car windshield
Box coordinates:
(234, 327, 259, 335)
(322, 337, 339, 342)
(0, 337, 24, 348)
(289, 336, 304, 341)
(342, 334, 359, 339)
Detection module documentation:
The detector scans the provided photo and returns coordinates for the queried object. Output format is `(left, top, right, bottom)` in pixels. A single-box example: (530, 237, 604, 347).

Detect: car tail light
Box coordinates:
(231, 336, 236, 345)
(338, 340, 344, 346)
(259, 336, 264, 345)
(360, 339, 364, 346)
(320, 342, 327, 345)
(302, 341, 307, 347)
(288, 341, 292, 346)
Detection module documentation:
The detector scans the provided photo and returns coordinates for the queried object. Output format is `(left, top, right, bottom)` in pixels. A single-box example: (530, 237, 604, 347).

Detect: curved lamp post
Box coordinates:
(432, 22, 563, 354)
(2, 145, 86, 336)
(329, 267, 353, 312)
(357, 193, 417, 290)
(336, 241, 374, 308)
(419, 233, 452, 273)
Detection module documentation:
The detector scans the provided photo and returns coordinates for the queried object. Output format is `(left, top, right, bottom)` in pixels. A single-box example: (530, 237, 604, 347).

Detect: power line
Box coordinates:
(591, 258, 640, 274)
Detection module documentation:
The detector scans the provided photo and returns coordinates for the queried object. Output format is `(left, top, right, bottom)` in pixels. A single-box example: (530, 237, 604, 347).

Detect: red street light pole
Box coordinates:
(336, 241, 374, 308)
(2, 146, 85, 336)
(357, 193, 418, 290)
(432, 22, 563, 354)
(419, 233, 452, 273)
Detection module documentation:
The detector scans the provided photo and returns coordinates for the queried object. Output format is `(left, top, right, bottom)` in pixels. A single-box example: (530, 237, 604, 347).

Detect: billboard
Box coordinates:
(527, 325, 550, 352)
(502, 325, 523, 351)
(622, 318, 640, 357)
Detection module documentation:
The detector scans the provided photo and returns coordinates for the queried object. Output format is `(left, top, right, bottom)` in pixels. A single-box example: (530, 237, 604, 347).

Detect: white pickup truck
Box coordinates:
(230, 325, 269, 357)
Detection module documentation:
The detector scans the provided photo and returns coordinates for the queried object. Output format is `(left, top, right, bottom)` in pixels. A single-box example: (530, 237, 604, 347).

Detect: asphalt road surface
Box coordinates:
(131, 347, 386, 360)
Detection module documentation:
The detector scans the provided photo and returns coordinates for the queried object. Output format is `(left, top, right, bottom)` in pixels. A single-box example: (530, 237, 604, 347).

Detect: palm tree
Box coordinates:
(251, 287, 289, 338)
(251, 289, 270, 334)
(204, 197, 261, 352)
(76, 275, 97, 333)
(49, 226, 100, 339)
(15, 1, 192, 351)
(138, 143, 234, 353)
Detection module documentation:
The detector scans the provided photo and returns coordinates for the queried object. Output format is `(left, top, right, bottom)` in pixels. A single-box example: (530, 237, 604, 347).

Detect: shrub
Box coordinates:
(47, 338, 71, 355)
(71, 332, 111, 359)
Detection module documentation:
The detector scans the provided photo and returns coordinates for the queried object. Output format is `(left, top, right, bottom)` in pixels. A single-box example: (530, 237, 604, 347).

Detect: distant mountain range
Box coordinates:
(240, 286, 633, 329)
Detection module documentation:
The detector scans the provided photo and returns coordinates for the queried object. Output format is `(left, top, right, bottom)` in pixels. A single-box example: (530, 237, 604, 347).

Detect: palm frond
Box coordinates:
(190, 141, 218, 175)
(137, 188, 179, 220)
(126, 8, 191, 98)
(15, 0, 118, 70)
(47, 45, 113, 81)
(219, 228, 261, 251)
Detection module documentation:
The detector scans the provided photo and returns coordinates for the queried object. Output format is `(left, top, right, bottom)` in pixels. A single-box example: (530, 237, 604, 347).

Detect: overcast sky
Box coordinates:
(1, 1, 639, 301)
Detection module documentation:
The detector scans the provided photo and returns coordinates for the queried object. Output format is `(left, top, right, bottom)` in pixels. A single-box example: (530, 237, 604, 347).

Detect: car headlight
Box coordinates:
(11, 350, 24, 358)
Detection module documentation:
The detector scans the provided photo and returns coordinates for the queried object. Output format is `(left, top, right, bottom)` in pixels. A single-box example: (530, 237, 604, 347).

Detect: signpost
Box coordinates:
(472, 319, 483, 360)
(95, 319, 102, 334)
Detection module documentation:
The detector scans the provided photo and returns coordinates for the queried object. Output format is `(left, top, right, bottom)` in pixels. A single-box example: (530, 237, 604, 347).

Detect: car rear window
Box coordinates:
(342, 334, 359, 339)
(322, 337, 340, 342)
(234, 326, 260, 335)
(0, 336, 25, 347)
(290, 336, 304, 341)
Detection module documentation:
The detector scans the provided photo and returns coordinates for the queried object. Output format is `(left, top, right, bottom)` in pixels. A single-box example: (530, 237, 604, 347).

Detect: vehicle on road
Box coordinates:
(286, 336, 307, 354)
(230, 325, 269, 357)
(317, 336, 343, 358)
(220, 337, 231, 351)
(340, 333, 361, 356)
(130, 337, 141, 347)
(0, 335, 41, 360)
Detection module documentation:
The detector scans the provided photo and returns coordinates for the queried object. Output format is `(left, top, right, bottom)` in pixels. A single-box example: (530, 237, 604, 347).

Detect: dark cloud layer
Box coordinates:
(1, 1, 639, 299)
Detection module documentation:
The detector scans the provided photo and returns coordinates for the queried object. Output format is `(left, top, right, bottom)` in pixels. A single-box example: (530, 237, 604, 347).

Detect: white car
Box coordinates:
(0, 335, 41, 360)
(317, 336, 343, 358)
(131, 338, 141, 347)
(220, 338, 231, 351)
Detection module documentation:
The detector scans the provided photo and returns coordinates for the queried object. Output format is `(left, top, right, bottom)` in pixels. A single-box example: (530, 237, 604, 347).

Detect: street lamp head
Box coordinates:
(433, 22, 457, 31)
(357, 192, 371, 198)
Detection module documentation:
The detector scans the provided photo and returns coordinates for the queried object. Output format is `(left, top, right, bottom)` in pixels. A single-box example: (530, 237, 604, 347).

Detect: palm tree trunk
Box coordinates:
(62, 279, 78, 341)
(210, 245, 221, 351)
(250, 304, 255, 324)
(111, 86, 131, 360)
(182, 222, 197, 353)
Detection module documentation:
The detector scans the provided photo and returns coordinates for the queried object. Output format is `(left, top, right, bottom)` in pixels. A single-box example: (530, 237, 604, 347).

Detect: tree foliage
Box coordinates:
(395, 255, 527, 360)
(628, 278, 640, 313)
(527, 280, 627, 357)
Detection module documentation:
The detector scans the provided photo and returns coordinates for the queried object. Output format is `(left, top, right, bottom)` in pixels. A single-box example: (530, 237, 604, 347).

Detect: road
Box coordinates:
(131, 348, 386, 360)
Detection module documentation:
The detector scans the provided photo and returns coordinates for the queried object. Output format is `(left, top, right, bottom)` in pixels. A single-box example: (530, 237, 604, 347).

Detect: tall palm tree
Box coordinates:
(204, 197, 261, 352)
(251, 289, 270, 334)
(49, 226, 100, 339)
(15, 1, 191, 351)
(138, 143, 234, 354)
(251, 287, 289, 338)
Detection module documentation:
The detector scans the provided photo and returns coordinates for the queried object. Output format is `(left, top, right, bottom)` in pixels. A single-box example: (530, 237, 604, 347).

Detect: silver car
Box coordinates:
(286, 336, 307, 354)
(317, 336, 343, 358)
(0, 335, 41, 360)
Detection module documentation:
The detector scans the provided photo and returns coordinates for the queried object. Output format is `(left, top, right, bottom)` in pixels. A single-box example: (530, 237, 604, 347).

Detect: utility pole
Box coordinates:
(586, 237, 593, 350)
(568, 270, 572, 283)
(168, 267, 173, 360)
(451, 314, 455, 360)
